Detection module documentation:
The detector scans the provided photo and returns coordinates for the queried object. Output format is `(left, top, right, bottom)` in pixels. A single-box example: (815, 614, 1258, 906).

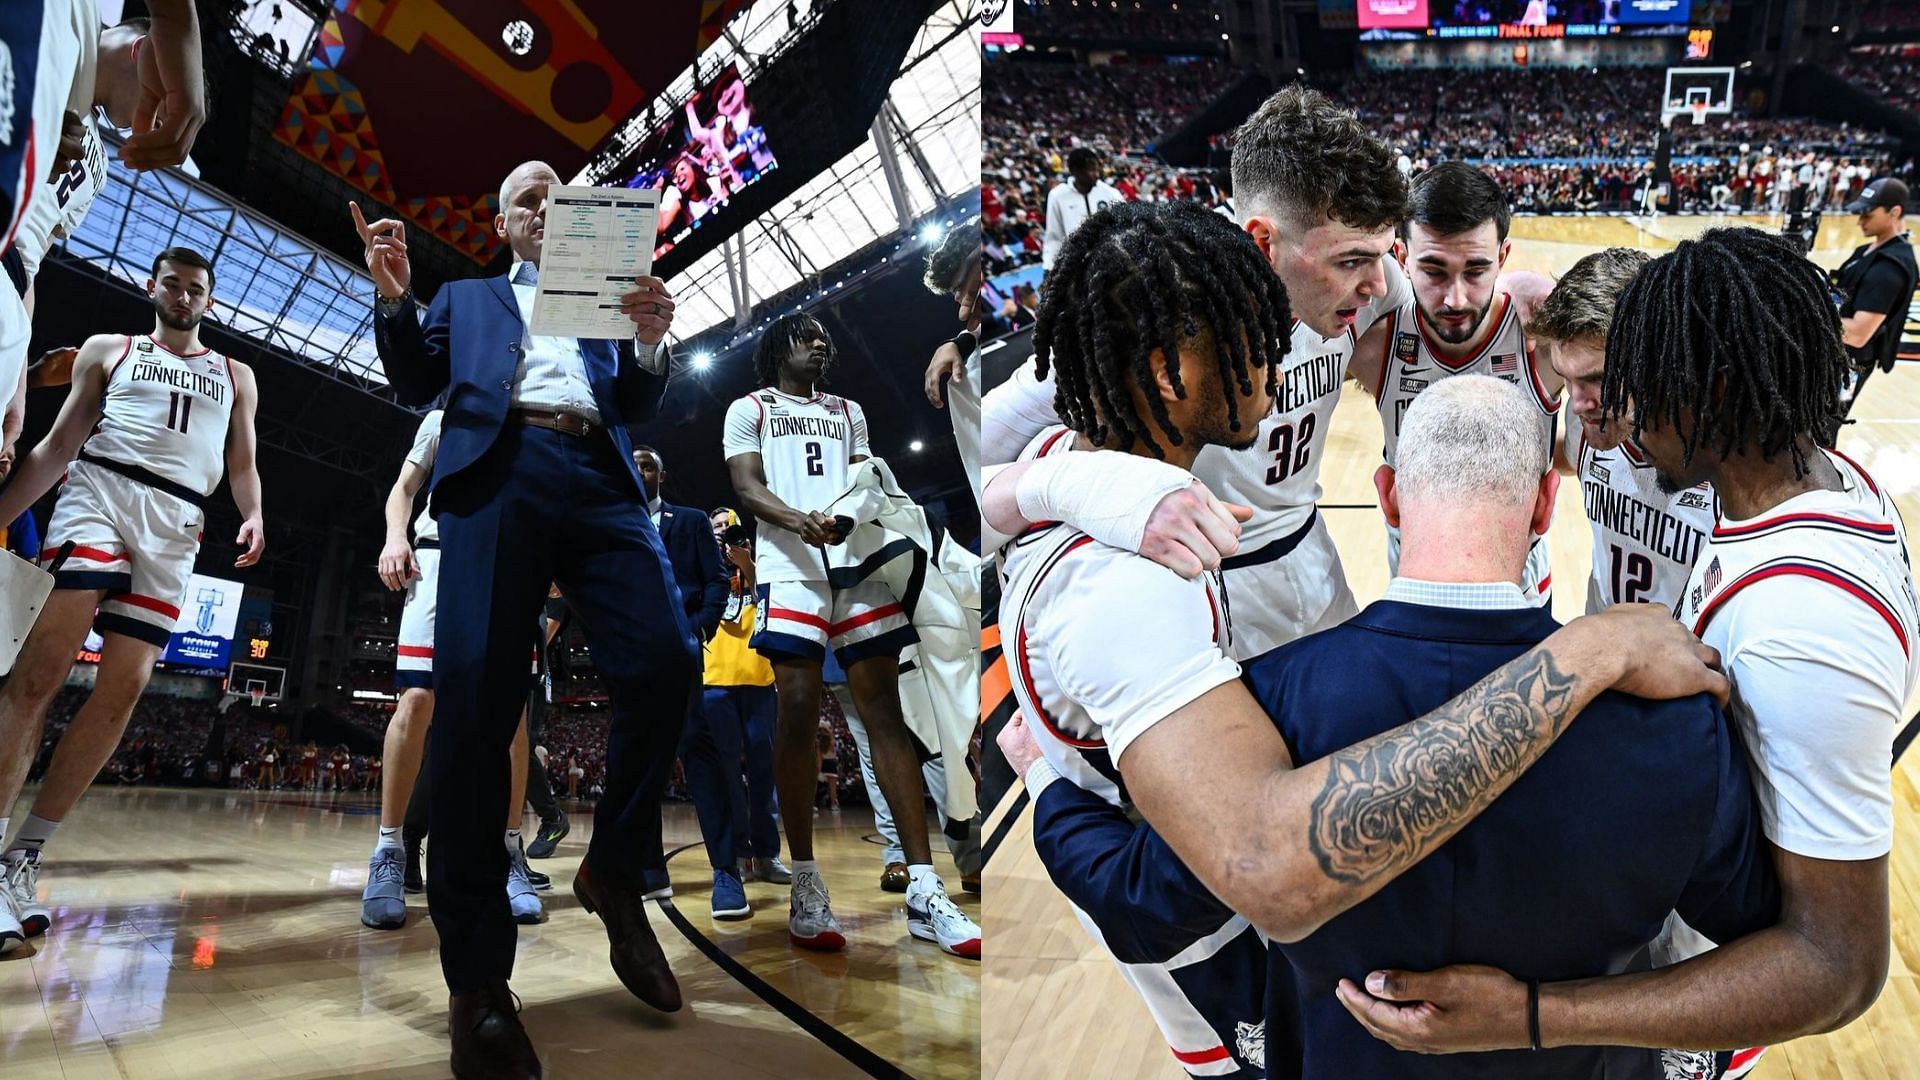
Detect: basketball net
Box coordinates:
(1689, 101, 1708, 126)
(249, 688, 265, 709)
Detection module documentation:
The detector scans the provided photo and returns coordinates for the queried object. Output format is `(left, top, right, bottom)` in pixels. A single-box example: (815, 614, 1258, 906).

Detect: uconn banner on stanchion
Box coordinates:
(161, 574, 245, 670)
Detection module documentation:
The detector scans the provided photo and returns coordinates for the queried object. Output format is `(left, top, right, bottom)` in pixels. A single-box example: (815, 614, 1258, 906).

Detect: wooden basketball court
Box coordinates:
(0, 789, 978, 1079)
(984, 213, 1920, 1079)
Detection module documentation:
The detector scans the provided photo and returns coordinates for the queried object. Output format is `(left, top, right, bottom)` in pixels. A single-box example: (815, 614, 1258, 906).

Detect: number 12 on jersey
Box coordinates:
(1609, 544, 1652, 604)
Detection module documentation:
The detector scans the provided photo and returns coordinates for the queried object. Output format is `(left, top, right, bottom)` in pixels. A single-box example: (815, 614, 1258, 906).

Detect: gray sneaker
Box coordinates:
(507, 854, 545, 924)
(747, 856, 792, 885)
(787, 869, 845, 952)
(3, 851, 48, 937)
(360, 846, 408, 930)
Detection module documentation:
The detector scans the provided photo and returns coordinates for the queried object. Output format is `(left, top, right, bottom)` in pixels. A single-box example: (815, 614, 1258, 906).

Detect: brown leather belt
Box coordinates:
(513, 407, 597, 437)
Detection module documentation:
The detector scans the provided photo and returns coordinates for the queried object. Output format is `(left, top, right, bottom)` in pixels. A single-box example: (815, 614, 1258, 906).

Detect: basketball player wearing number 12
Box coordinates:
(0, 245, 263, 952)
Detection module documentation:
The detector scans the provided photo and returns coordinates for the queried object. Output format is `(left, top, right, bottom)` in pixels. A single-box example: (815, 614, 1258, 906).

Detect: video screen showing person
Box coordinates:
(609, 63, 779, 260)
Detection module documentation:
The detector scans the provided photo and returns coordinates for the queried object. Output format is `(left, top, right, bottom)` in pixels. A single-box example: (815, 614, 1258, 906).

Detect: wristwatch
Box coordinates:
(375, 288, 413, 316)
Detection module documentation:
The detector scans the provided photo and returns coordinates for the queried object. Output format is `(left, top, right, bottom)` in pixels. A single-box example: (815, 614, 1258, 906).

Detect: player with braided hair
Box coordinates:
(1346, 228, 1918, 1072)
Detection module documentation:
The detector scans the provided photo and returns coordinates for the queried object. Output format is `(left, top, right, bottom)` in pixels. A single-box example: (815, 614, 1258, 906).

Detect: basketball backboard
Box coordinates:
(228, 662, 287, 702)
(1663, 66, 1735, 124)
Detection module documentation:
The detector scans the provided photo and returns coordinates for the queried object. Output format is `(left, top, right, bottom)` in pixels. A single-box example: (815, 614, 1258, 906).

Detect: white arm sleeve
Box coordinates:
(1043, 554, 1241, 766)
(1720, 577, 1904, 860)
(982, 360, 1061, 467)
(721, 396, 763, 460)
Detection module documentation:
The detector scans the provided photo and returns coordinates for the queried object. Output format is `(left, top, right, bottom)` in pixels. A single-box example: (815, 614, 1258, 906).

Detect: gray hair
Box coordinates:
(1395, 375, 1550, 507)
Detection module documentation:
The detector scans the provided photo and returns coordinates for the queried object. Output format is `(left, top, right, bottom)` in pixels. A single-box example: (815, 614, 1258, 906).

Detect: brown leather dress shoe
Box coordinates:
(574, 859, 683, 1012)
(881, 861, 910, 893)
(448, 978, 541, 1080)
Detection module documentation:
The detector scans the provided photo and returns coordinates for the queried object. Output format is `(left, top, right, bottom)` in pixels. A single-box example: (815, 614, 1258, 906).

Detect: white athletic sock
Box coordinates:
(792, 859, 820, 879)
(504, 829, 522, 857)
(375, 826, 403, 852)
(9, 815, 59, 856)
(907, 863, 937, 891)
(0, 818, 9, 852)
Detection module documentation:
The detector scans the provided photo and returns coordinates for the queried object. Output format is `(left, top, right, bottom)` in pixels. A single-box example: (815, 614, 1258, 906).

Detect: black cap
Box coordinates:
(1845, 177, 1910, 214)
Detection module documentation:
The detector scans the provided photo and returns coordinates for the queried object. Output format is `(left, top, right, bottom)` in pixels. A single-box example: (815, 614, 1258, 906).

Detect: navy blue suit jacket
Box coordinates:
(1240, 599, 1779, 1080)
(656, 501, 728, 641)
(374, 274, 669, 498)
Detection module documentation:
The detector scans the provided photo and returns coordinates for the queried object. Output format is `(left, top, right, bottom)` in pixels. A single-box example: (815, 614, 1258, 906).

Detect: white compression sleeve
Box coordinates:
(1012, 450, 1195, 555)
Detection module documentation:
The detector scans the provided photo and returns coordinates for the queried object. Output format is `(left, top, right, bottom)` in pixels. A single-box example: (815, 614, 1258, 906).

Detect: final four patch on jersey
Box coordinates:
(1691, 585, 1703, 612)
(136, 340, 154, 353)
(758, 393, 776, 405)
(1394, 332, 1418, 360)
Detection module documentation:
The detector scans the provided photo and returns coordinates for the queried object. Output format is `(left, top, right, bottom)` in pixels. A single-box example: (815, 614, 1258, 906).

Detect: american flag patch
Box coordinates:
(1491, 353, 1518, 374)
(1703, 556, 1723, 598)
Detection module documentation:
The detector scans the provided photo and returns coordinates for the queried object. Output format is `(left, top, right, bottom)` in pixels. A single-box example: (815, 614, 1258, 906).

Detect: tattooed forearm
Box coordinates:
(1308, 648, 1580, 885)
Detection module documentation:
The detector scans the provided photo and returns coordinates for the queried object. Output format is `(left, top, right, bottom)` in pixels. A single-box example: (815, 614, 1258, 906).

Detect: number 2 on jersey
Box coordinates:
(1264, 414, 1315, 485)
(1609, 544, 1653, 604)
(166, 391, 193, 435)
(805, 441, 824, 477)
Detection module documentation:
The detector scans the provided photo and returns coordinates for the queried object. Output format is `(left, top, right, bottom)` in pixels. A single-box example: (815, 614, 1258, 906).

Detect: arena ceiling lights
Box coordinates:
(573, 0, 981, 341)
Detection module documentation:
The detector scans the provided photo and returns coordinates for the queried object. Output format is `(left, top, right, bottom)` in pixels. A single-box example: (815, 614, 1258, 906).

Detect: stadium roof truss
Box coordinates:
(61, 1, 979, 391)
(64, 130, 391, 390)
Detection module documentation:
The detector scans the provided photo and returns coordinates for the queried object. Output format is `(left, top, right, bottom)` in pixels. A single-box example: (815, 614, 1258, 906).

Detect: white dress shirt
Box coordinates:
(648, 493, 663, 528)
(506, 260, 667, 423)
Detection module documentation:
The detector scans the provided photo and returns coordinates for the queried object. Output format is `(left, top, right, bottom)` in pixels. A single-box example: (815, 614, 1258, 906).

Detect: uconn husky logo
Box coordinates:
(195, 586, 225, 636)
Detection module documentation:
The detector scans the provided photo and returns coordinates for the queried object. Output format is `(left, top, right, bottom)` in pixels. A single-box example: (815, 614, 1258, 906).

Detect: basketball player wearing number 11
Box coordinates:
(0, 246, 264, 952)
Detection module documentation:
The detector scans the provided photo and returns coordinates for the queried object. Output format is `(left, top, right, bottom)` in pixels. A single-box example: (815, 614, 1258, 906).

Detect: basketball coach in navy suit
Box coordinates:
(354, 159, 696, 1080)
(1250, 377, 1780, 1079)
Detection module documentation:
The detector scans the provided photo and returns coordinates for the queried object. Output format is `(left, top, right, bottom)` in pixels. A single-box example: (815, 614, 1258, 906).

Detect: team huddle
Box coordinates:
(986, 86, 1918, 1080)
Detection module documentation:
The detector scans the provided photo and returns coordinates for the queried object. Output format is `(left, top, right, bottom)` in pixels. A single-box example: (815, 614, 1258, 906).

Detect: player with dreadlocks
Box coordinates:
(981, 85, 1416, 660)
(1344, 228, 1918, 1071)
(985, 199, 1737, 1078)
(722, 313, 981, 958)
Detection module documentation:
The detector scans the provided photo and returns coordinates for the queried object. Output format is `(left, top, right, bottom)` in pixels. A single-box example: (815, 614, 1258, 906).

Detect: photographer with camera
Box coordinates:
(1834, 177, 1917, 412)
(688, 509, 790, 920)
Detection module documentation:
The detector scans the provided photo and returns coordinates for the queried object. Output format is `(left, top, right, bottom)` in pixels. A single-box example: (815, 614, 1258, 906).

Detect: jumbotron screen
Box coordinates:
(605, 63, 779, 261)
(1426, 0, 1691, 27)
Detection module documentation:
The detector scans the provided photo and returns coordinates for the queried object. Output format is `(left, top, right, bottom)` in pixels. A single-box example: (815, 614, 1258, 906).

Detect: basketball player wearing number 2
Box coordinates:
(722, 314, 980, 960)
(0, 246, 263, 952)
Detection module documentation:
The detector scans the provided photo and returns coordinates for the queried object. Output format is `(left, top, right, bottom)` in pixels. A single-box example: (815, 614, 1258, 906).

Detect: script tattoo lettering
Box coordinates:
(1307, 650, 1578, 885)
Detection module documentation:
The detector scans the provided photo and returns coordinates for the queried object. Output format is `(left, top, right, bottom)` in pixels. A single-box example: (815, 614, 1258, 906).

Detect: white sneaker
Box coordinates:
(0, 866, 25, 955)
(4, 852, 48, 937)
(906, 875, 980, 960)
(787, 869, 846, 952)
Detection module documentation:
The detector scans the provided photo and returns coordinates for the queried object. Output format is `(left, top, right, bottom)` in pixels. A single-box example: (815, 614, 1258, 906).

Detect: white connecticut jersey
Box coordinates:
(1193, 258, 1413, 553)
(84, 335, 235, 497)
(1570, 425, 1717, 614)
(1372, 291, 1559, 468)
(15, 111, 105, 280)
(1003, 429, 1239, 807)
(1679, 449, 1919, 861)
(6, 0, 97, 259)
(405, 410, 442, 544)
(722, 387, 871, 583)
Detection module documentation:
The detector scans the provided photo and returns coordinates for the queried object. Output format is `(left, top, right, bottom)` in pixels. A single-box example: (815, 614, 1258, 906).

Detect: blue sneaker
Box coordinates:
(507, 855, 545, 924)
(361, 847, 407, 930)
(711, 867, 750, 920)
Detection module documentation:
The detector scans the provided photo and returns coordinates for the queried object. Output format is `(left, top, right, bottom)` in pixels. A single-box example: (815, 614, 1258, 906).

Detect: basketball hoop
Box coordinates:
(1689, 101, 1709, 127)
(249, 688, 266, 709)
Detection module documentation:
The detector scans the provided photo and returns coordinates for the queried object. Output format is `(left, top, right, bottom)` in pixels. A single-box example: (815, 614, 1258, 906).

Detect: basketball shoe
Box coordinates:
(787, 868, 846, 951)
(906, 875, 981, 959)
(3, 851, 49, 937)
